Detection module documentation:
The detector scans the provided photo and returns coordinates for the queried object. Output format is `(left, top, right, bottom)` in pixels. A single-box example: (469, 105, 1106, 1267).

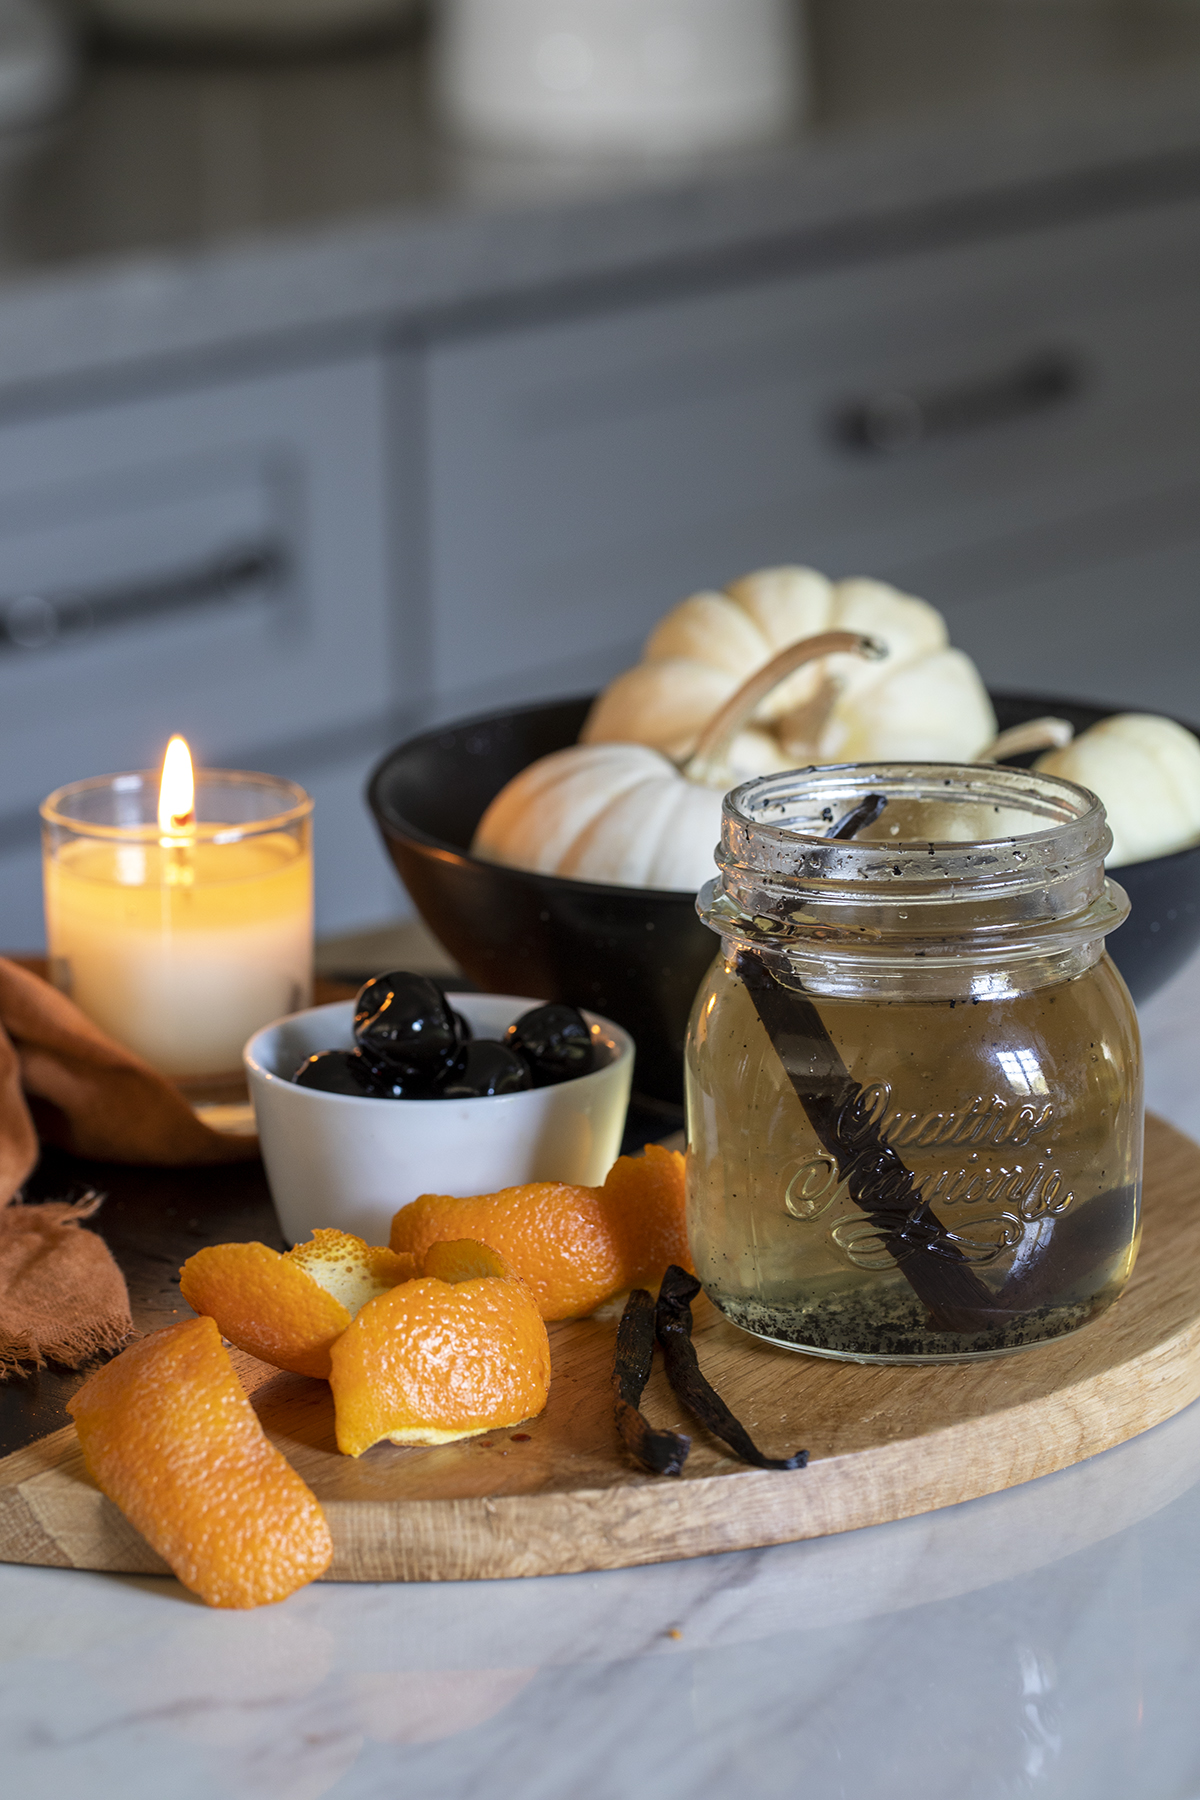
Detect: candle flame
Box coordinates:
(158, 736, 195, 835)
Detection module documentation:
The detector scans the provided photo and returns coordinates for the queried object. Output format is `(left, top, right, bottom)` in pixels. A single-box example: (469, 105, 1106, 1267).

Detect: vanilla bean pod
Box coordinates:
(655, 1267, 807, 1471)
(732, 791, 1007, 1333)
(611, 1288, 691, 1476)
(827, 793, 888, 841)
(735, 950, 1007, 1332)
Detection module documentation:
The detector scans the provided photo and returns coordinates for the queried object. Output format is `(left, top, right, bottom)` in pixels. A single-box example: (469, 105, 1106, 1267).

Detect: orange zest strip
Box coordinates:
(330, 1240, 551, 1457)
(389, 1146, 690, 1321)
(67, 1317, 333, 1609)
(180, 1231, 416, 1379)
(599, 1145, 691, 1290)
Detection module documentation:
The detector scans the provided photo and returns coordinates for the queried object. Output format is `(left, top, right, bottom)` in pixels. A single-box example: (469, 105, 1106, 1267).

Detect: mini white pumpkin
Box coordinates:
(1036, 714, 1200, 868)
(473, 631, 885, 890)
(581, 564, 997, 771)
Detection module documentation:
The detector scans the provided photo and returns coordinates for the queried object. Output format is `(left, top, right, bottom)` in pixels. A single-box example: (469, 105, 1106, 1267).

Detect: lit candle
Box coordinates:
(41, 741, 313, 1082)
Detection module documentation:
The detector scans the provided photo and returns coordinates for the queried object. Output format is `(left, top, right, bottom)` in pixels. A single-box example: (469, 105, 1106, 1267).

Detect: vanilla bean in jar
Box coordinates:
(686, 764, 1142, 1363)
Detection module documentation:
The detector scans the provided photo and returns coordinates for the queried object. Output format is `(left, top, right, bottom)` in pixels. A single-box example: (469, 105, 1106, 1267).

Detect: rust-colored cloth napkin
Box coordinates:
(0, 956, 257, 1374)
(0, 1195, 132, 1376)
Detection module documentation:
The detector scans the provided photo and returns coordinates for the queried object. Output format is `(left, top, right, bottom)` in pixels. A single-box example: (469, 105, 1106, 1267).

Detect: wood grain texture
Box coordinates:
(3, 1114, 1199, 1583)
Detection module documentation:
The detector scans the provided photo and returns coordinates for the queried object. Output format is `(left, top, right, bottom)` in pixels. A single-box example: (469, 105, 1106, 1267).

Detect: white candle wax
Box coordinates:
(42, 764, 313, 1081)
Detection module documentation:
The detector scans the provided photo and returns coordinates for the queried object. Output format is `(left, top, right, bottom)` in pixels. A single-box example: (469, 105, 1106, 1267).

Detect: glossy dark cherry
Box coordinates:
(359, 1058, 445, 1099)
(295, 976, 596, 1100)
(353, 971, 459, 1079)
(505, 1003, 596, 1087)
(439, 1039, 533, 1099)
(294, 1050, 381, 1095)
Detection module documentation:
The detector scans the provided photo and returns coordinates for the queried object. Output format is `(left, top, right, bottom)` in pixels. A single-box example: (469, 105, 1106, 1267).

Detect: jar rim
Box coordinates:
(704, 763, 1125, 995)
(722, 762, 1109, 875)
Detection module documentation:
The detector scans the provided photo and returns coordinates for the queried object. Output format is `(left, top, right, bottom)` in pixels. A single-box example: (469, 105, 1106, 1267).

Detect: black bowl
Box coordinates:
(368, 696, 709, 1104)
(368, 692, 1200, 1104)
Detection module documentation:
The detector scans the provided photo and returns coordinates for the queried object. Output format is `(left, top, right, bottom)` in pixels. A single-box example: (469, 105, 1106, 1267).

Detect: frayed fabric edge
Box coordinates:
(0, 1188, 132, 1376)
(0, 1314, 133, 1378)
(5, 1189, 107, 1224)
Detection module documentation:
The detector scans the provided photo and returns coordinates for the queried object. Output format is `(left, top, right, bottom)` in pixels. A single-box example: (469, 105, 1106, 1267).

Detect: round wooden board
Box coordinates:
(3, 1113, 1200, 1584)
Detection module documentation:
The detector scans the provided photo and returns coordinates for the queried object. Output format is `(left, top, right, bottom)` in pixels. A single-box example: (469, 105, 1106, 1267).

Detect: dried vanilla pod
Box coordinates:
(826, 792, 888, 841)
(731, 789, 1008, 1332)
(611, 1288, 690, 1477)
(654, 1267, 807, 1472)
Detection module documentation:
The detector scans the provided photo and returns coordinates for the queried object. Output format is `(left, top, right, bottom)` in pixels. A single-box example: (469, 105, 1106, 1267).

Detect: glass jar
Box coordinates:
(686, 764, 1142, 1363)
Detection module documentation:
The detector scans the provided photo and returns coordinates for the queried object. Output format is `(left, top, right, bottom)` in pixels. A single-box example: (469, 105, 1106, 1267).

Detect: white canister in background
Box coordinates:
(437, 0, 805, 154)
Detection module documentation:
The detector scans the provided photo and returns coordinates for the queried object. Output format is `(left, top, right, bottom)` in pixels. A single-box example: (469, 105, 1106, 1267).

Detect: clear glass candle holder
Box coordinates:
(686, 763, 1143, 1364)
(41, 769, 313, 1083)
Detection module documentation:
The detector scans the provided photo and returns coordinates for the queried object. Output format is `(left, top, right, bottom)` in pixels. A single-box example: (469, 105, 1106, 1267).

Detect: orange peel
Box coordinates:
(329, 1240, 551, 1456)
(180, 1229, 416, 1378)
(598, 1144, 691, 1289)
(388, 1145, 689, 1321)
(67, 1317, 333, 1609)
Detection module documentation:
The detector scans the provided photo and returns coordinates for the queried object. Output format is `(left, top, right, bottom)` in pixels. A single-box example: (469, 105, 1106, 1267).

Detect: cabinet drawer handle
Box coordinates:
(832, 350, 1085, 454)
(0, 542, 287, 654)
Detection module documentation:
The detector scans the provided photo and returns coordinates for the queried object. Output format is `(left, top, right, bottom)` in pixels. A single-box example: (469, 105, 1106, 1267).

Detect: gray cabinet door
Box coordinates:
(425, 192, 1200, 723)
(0, 352, 403, 942)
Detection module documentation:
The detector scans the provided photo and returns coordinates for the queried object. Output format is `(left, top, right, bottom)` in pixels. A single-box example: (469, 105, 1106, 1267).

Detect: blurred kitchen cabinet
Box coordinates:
(5, 169, 1200, 948)
(0, 352, 404, 943)
(425, 191, 1200, 723)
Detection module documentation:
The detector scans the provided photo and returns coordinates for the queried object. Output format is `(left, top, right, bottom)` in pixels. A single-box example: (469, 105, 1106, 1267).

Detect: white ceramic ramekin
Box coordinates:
(245, 993, 633, 1246)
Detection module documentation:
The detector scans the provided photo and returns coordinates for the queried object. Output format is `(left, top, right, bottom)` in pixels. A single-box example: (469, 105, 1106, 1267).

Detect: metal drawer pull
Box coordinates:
(0, 541, 287, 654)
(832, 350, 1085, 454)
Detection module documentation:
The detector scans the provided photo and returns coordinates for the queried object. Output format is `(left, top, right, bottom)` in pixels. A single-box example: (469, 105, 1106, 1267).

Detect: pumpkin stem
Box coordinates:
(774, 672, 845, 762)
(683, 630, 887, 785)
(978, 717, 1074, 763)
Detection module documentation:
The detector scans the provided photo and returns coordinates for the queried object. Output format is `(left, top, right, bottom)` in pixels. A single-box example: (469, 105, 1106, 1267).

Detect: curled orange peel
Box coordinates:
(388, 1145, 690, 1321)
(67, 1317, 333, 1609)
(329, 1239, 551, 1457)
(180, 1229, 417, 1379)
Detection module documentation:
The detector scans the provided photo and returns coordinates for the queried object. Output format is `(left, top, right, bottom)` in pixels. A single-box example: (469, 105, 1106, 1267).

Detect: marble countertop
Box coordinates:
(3, 2, 1200, 392)
(2, 948, 1199, 1797)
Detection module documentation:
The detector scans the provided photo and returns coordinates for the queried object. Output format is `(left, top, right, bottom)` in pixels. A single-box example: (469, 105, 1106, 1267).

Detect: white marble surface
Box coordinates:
(4, 1377, 1200, 1797)
(2, 950, 1199, 1797)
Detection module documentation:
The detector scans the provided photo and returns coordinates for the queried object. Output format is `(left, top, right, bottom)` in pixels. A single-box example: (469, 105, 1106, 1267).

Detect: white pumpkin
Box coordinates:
(1036, 714, 1200, 868)
(473, 630, 885, 890)
(473, 740, 727, 889)
(582, 565, 997, 769)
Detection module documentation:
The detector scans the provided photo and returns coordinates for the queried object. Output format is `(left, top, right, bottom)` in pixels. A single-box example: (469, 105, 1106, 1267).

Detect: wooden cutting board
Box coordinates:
(3, 1113, 1199, 1584)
